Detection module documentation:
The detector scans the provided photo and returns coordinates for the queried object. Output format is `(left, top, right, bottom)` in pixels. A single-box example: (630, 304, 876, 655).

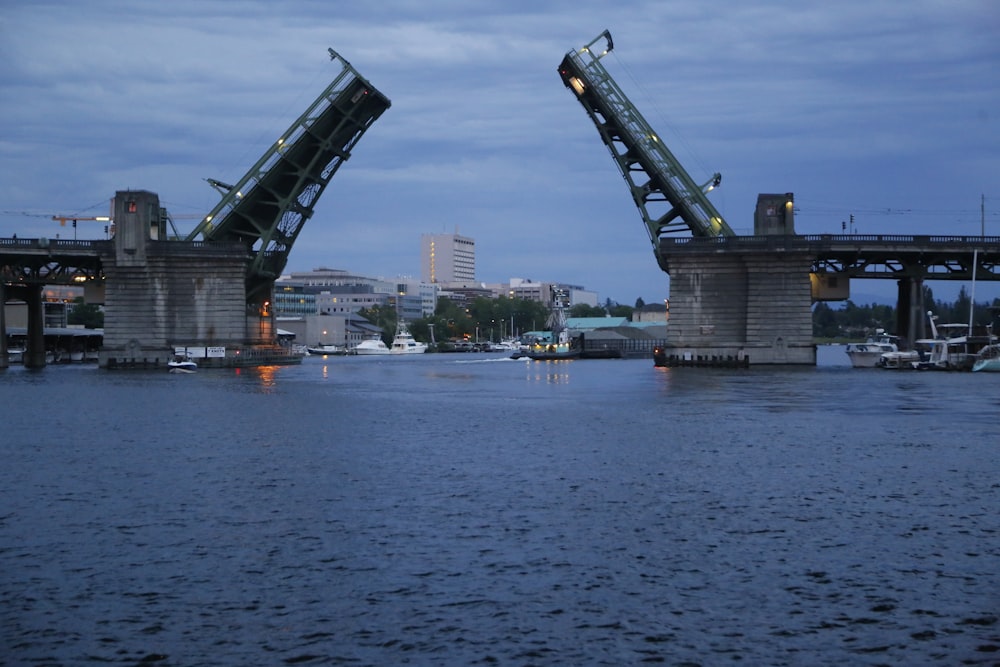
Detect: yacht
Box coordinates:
(845, 330, 900, 368)
(354, 335, 390, 356)
(390, 322, 428, 354)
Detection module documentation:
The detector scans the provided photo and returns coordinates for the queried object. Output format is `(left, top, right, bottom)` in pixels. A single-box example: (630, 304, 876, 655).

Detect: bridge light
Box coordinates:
(568, 76, 586, 95)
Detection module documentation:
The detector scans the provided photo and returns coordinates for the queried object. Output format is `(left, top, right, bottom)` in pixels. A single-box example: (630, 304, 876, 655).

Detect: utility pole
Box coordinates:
(982, 194, 986, 237)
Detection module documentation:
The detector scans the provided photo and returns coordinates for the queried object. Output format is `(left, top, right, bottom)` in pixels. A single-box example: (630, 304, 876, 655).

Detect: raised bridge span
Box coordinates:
(2, 48, 390, 369)
(558, 31, 997, 366)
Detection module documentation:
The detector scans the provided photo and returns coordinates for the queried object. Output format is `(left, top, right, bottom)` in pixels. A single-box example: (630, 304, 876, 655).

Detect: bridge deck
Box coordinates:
(659, 234, 1000, 280)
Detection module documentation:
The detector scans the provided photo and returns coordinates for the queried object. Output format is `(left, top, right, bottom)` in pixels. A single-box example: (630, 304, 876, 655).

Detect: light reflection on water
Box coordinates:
(1, 348, 998, 665)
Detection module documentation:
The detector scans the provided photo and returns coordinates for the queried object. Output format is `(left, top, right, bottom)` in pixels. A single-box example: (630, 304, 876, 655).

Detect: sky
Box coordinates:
(1, 0, 998, 306)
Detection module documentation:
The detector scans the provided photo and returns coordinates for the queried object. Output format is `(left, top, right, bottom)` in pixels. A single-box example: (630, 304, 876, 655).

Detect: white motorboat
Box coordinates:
(845, 330, 900, 368)
(390, 322, 428, 354)
(878, 311, 987, 371)
(168, 354, 198, 372)
(354, 335, 390, 356)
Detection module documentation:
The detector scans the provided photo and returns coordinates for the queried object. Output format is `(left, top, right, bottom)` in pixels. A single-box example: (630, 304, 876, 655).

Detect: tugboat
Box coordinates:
(525, 287, 581, 360)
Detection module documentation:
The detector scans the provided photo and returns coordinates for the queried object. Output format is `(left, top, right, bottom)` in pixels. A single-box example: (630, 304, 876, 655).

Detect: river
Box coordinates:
(2, 346, 998, 665)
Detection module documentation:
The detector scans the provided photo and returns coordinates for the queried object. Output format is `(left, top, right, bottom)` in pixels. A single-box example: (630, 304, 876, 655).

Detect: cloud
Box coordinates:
(1, 0, 998, 304)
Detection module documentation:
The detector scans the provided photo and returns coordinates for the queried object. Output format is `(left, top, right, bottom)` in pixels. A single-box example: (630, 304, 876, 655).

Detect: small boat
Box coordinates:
(845, 330, 900, 368)
(168, 354, 198, 372)
(877, 349, 923, 369)
(524, 289, 580, 360)
(167, 356, 198, 373)
(353, 335, 390, 356)
(306, 343, 346, 356)
(972, 344, 1000, 372)
(878, 311, 990, 371)
(389, 322, 428, 355)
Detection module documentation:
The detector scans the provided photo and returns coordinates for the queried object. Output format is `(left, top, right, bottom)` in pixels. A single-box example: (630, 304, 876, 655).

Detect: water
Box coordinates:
(2, 347, 998, 666)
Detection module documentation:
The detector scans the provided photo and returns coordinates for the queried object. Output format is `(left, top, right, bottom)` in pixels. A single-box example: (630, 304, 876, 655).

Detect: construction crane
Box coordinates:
(48, 211, 203, 240)
(50, 215, 113, 240)
(558, 31, 734, 271)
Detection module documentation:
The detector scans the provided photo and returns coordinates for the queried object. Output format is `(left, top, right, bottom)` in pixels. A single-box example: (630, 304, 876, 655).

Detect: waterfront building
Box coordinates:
(276, 269, 437, 320)
(507, 278, 598, 308)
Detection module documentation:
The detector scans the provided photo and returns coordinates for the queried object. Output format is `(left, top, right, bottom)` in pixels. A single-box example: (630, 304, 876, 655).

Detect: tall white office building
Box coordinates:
(421, 232, 475, 284)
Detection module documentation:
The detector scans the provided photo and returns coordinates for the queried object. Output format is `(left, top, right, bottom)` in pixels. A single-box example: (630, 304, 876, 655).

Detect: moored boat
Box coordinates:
(845, 330, 900, 368)
(389, 322, 427, 354)
(306, 343, 346, 356)
(972, 344, 1000, 372)
(353, 335, 390, 356)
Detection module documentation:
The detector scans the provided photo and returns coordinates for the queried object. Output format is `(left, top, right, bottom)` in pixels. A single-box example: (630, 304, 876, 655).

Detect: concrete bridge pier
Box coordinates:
(660, 250, 816, 366)
(896, 277, 926, 348)
(21, 285, 46, 368)
(1, 283, 46, 368)
(0, 282, 6, 369)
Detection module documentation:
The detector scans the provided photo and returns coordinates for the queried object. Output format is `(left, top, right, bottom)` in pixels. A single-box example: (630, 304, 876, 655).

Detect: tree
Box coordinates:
(569, 303, 606, 318)
(357, 305, 397, 345)
(609, 304, 634, 319)
(634, 297, 646, 309)
(68, 298, 104, 329)
(812, 302, 839, 338)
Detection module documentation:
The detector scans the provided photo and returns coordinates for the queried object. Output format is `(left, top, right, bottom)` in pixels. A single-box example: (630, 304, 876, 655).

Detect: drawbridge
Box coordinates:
(558, 31, 733, 272)
(186, 49, 391, 307)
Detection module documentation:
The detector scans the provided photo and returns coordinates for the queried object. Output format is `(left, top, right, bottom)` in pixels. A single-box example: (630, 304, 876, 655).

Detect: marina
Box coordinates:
(871, 311, 997, 371)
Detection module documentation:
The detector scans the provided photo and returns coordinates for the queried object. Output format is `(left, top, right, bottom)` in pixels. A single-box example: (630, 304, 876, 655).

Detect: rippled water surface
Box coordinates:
(2, 347, 999, 666)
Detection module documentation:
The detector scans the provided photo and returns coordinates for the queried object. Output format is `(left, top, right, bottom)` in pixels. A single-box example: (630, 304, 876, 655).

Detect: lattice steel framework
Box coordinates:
(186, 49, 391, 305)
(558, 31, 733, 271)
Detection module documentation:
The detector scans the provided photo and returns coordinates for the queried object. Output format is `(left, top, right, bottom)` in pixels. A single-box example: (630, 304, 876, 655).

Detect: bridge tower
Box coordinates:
(559, 32, 814, 365)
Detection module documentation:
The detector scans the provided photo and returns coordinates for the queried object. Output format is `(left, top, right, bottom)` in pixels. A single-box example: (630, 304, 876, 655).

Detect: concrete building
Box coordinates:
(277, 312, 382, 350)
(507, 278, 598, 307)
(276, 269, 437, 320)
(421, 232, 475, 283)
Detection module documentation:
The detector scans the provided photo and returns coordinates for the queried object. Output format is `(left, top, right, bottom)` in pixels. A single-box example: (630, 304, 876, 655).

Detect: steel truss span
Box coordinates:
(558, 30, 734, 274)
(186, 49, 391, 305)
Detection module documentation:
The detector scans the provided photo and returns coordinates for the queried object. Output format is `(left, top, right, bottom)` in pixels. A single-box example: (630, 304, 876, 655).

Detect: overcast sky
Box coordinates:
(1, 0, 998, 305)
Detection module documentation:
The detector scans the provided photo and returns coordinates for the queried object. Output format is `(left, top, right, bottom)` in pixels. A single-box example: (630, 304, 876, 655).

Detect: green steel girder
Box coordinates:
(559, 31, 733, 272)
(187, 49, 391, 305)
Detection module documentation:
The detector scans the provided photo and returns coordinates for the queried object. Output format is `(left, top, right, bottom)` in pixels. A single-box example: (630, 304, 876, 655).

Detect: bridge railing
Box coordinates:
(0, 238, 107, 251)
(662, 234, 1000, 248)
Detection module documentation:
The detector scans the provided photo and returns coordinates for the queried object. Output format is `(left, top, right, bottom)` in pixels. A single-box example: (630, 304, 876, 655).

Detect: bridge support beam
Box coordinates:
(0, 282, 7, 369)
(23, 284, 46, 369)
(896, 277, 926, 347)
